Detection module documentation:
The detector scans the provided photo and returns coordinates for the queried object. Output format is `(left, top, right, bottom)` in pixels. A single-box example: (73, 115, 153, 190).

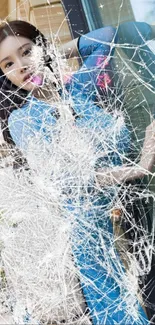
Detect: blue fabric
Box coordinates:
(65, 26, 117, 102)
(8, 23, 151, 325)
(8, 97, 56, 150)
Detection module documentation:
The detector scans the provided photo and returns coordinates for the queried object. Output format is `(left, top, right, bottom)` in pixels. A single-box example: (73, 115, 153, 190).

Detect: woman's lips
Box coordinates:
(23, 73, 33, 82)
(23, 74, 43, 86)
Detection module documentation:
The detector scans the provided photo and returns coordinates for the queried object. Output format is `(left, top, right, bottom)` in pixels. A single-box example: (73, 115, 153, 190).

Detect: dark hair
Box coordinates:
(0, 20, 47, 144)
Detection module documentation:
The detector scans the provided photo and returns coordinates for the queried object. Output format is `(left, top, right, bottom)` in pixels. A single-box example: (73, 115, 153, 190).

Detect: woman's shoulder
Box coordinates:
(9, 96, 54, 121)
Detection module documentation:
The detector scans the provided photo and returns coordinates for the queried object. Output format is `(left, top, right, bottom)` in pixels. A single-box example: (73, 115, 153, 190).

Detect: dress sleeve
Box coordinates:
(66, 27, 117, 102)
(118, 21, 152, 45)
(77, 26, 117, 59)
(8, 101, 57, 151)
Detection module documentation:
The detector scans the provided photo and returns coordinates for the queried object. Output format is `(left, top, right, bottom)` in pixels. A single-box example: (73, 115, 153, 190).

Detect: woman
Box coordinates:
(0, 20, 154, 324)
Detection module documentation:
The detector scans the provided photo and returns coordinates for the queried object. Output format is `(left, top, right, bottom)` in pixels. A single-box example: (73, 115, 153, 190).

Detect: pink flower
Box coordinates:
(96, 56, 109, 68)
(96, 73, 112, 88)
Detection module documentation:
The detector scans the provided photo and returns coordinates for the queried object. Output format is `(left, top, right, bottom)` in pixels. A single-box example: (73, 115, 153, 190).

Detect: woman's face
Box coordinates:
(0, 35, 42, 91)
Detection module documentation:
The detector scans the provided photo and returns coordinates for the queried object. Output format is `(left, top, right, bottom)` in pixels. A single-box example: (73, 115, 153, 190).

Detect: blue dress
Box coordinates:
(8, 24, 150, 325)
(8, 96, 148, 324)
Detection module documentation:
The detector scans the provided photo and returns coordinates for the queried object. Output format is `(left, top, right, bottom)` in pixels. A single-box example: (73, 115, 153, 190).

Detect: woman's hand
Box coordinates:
(139, 119, 155, 172)
(59, 38, 79, 59)
(96, 120, 155, 187)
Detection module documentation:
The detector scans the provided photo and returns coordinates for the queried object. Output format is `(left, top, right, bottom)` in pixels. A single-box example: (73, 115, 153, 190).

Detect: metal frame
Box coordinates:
(61, 0, 89, 38)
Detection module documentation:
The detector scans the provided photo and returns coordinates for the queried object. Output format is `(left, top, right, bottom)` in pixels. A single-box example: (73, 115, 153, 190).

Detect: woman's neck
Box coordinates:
(32, 85, 61, 102)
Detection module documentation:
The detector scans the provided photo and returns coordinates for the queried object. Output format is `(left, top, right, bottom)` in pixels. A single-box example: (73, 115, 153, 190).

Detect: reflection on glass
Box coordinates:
(130, 0, 155, 23)
(81, 0, 155, 27)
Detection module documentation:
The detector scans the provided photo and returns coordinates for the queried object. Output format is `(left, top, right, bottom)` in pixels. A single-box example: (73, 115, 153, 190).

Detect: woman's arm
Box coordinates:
(60, 23, 155, 60)
(96, 120, 155, 186)
(59, 38, 79, 59)
(149, 25, 155, 39)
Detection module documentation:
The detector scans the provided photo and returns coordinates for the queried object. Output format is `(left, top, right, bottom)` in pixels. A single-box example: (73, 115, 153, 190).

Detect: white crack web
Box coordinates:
(0, 1, 155, 325)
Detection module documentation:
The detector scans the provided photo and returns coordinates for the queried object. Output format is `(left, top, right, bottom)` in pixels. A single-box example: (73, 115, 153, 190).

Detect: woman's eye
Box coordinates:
(5, 62, 13, 69)
(23, 48, 31, 56)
